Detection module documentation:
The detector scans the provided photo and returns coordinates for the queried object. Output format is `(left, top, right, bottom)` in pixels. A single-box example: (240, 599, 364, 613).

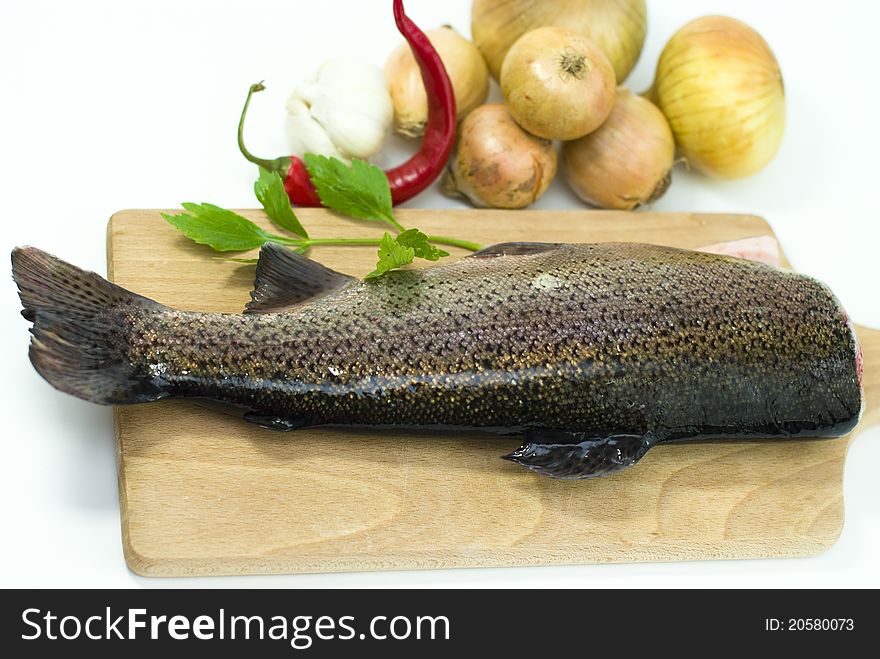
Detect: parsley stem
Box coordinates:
(425, 235, 483, 252)
(269, 235, 483, 252)
(385, 215, 407, 233)
(270, 237, 383, 248)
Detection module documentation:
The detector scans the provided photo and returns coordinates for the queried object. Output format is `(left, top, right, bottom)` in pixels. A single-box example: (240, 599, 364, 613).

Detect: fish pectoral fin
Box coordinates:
(243, 412, 309, 431)
(503, 430, 655, 480)
(244, 243, 356, 314)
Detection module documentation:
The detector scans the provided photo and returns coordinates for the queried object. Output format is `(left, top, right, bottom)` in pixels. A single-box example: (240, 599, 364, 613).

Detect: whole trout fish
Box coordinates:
(12, 242, 863, 479)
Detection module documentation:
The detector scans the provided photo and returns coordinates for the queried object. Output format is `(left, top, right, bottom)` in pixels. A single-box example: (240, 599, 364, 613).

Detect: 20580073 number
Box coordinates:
(788, 619, 854, 631)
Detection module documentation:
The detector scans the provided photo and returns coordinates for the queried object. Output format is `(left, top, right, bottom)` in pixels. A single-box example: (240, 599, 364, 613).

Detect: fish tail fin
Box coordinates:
(503, 431, 655, 479)
(12, 246, 170, 405)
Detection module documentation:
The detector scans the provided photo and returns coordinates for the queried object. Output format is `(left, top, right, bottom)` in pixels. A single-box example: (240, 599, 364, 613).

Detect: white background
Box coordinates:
(1, 0, 878, 588)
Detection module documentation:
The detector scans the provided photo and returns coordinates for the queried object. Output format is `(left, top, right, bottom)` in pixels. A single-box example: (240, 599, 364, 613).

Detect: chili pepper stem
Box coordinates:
(237, 82, 286, 173)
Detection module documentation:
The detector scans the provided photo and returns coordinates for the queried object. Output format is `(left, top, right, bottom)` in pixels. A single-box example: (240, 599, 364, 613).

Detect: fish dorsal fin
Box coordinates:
(470, 242, 559, 258)
(244, 243, 355, 314)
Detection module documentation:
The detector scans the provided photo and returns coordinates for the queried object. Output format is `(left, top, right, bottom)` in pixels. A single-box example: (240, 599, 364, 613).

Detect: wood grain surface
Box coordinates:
(106, 209, 879, 577)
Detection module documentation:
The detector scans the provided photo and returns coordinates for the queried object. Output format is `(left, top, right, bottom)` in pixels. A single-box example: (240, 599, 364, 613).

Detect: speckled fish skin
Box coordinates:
(12, 243, 864, 480)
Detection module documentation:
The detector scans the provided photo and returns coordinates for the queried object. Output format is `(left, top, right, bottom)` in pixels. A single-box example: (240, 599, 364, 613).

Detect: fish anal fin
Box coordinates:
(503, 430, 654, 479)
(471, 242, 559, 259)
(243, 412, 309, 431)
(245, 243, 355, 314)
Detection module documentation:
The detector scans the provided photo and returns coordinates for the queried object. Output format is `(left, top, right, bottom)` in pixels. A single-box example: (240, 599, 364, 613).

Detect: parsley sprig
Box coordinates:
(162, 156, 481, 278)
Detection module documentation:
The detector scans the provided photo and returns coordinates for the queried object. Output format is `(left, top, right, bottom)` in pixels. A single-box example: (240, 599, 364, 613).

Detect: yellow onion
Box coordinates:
(442, 104, 557, 209)
(649, 16, 786, 179)
(385, 26, 489, 138)
(562, 88, 675, 210)
(501, 27, 616, 141)
(472, 0, 647, 83)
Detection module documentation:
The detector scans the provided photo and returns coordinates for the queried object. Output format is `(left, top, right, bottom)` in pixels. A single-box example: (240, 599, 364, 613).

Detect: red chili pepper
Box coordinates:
(237, 0, 456, 207)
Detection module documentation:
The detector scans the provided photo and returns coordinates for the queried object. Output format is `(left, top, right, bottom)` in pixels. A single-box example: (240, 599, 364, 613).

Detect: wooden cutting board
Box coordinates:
(106, 209, 879, 577)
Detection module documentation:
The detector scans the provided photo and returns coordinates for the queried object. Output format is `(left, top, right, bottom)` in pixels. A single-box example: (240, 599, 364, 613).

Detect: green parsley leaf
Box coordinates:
(365, 232, 415, 280)
(162, 203, 272, 252)
(254, 167, 309, 238)
(395, 228, 450, 261)
(303, 154, 396, 226)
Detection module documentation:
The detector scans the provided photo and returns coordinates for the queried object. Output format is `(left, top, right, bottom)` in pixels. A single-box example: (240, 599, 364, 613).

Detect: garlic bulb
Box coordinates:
(472, 0, 647, 83)
(649, 16, 786, 179)
(562, 88, 674, 210)
(385, 26, 489, 138)
(286, 60, 393, 161)
(442, 104, 557, 209)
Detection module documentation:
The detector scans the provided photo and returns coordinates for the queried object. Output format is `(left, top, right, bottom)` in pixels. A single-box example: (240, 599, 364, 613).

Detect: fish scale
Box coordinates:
(12, 241, 862, 479)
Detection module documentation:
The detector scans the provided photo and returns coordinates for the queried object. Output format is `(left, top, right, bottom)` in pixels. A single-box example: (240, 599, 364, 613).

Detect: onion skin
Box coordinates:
(472, 0, 647, 83)
(562, 88, 674, 210)
(501, 27, 616, 141)
(385, 26, 489, 138)
(442, 104, 557, 209)
(650, 16, 786, 179)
